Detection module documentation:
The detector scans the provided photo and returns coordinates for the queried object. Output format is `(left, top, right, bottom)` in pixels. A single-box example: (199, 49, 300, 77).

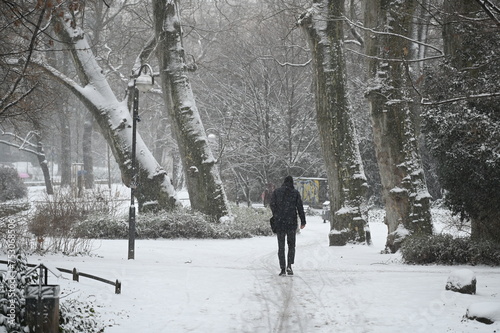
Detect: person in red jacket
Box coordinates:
(270, 176, 306, 276)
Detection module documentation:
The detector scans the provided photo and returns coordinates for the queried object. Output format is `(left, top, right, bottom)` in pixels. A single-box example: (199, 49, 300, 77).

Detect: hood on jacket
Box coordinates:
(283, 175, 294, 188)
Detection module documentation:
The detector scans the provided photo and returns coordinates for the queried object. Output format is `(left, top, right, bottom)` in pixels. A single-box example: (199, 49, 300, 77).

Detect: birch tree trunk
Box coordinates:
(364, 0, 432, 252)
(38, 8, 179, 211)
(152, 0, 230, 220)
(299, 0, 370, 246)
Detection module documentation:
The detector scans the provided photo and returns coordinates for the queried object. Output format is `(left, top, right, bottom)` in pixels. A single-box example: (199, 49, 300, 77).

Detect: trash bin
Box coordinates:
(25, 284, 60, 333)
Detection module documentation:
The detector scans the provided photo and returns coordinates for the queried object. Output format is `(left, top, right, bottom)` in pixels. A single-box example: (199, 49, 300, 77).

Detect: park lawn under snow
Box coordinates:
(20, 208, 500, 333)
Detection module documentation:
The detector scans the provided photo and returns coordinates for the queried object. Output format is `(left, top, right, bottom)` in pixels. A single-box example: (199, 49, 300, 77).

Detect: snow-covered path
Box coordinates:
(27, 215, 500, 332)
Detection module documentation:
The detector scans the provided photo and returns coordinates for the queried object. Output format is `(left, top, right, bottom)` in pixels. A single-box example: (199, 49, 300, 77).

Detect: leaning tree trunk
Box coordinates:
(152, 0, 230, 220)
(364, 0, 432, 252)
(299, 0, 370, 246)
(38, 8, 179, 211)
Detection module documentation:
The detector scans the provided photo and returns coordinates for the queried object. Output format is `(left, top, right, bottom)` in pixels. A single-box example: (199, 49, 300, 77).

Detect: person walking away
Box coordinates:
(270, 176, 306, 276)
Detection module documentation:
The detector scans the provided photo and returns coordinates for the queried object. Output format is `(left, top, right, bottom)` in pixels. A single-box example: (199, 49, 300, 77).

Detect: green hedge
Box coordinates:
(401, 234, 500, 266)
(75, 204, 274, 240)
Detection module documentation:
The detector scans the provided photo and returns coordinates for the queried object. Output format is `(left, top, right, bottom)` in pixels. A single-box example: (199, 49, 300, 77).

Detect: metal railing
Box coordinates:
(0, 259, 121, 294)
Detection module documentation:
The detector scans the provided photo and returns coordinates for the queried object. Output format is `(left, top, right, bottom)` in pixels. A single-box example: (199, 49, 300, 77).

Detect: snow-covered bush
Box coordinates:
(59, 298, 104, 333)
(75, 204, 273, 240)
(0, 167, 27, 202)
(135, 205, 272, 239)
(0, 250, 38, 332)
(74, 213, 128, 239)
(401, 234, 500, 266)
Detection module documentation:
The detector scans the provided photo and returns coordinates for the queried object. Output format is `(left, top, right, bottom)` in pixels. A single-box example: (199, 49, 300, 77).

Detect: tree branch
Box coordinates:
(343, 15, 444, 55)
(421, 92, 500, 106)
(0, 1, 47, 114)
(475, 0, 500, 27)
(346, 47, 443, 63)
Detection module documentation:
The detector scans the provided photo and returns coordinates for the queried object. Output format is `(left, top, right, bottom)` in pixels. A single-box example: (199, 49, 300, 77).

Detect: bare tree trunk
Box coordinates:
(34, 132, 54, 195)
(299, 0, 370, 246)
(152, 0, 230, 220)
(59, 106, 71, 186)
(82, 111, 94, 189)
(364, 0, 432, 252)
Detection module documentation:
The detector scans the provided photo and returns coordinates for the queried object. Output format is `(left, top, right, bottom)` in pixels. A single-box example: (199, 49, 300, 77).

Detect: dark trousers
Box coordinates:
(277, 229, 296, 269)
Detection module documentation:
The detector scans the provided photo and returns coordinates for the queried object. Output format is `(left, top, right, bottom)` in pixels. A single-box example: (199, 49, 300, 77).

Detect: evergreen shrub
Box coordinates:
(76, 204, 274, 240)
(401, 234, 500, 266)
(0, 167, 27, 202)
(59, 298, 104, 333)
(0, 251, 37, 332)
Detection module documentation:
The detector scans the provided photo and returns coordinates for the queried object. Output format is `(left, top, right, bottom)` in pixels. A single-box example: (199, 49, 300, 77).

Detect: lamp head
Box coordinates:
(135, 73, 154, 92)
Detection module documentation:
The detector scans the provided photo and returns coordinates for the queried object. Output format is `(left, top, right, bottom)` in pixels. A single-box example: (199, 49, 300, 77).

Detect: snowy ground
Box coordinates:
(20, 206, 500, 332)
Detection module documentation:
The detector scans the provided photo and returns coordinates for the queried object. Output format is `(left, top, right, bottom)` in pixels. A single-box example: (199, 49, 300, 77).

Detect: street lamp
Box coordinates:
(128, 64, 156, 260)
(205, 128, 225, 166)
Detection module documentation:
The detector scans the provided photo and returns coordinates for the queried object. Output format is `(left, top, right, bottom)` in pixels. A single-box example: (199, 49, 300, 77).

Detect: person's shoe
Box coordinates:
(286, 267, 293, 276)
(279, 269, 286, 276)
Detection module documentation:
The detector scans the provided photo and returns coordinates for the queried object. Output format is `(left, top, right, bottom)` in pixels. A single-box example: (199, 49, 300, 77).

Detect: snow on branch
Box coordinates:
(259, 55, 312, 67)
(346, 48, 443, 63)
(343, 16, 443, 55)
(421, 92, 500, 106)
(475, 0, 500, 27)
(0, 130, 42, 157)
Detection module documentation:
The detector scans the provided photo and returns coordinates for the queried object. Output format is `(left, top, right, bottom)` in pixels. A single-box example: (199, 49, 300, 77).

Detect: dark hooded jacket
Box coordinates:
(270, 176, 306, 231)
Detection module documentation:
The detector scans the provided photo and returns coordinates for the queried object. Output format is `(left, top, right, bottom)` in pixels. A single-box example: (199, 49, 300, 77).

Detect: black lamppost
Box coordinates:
(129, 64, 155, 260)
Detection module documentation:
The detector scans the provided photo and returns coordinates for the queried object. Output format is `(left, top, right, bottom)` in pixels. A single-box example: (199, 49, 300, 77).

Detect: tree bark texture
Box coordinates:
(33, 121, 54, 195)
(44, 9, 179, 211)
(364, 0, 432, 252)
(300, 0, 370, 246)
(82, 111, 95, 189)
(58, 106, 71, 187)
(152, 0, 230, 220)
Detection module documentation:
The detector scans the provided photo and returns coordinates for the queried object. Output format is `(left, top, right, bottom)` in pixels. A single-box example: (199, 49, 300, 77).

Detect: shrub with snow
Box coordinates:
(0, 167, 27, 202)
(59, 298, 104, 333)
(401, 234, 500, 266)
(0, 251, 37, 332)
(76, 204, 274, 240)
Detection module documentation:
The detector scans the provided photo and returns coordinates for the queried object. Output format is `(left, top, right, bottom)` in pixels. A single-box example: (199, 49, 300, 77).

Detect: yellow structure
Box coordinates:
(294, 177, 328, 208)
